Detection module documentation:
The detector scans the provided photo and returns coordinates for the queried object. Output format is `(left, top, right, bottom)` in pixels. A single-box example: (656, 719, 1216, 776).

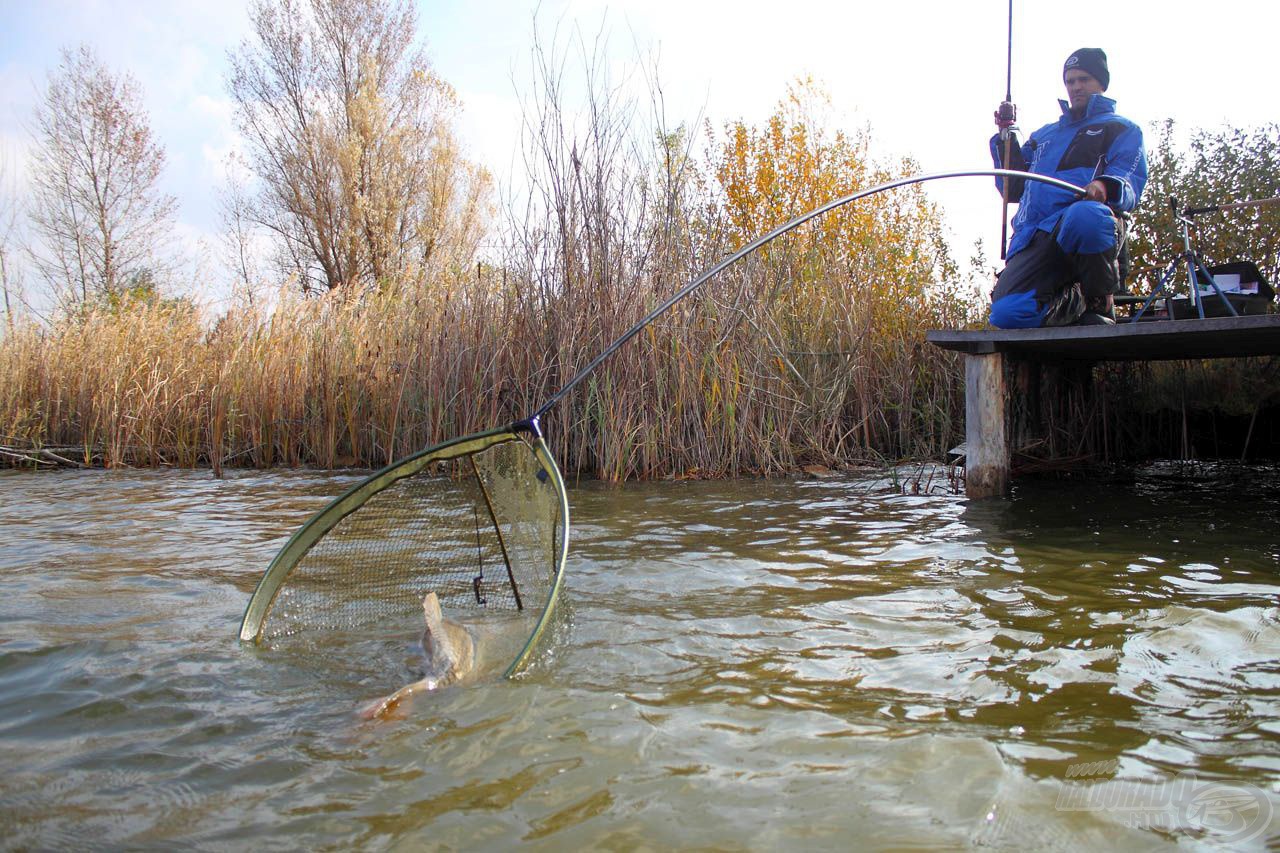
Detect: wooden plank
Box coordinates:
(927, 314, 1280, 362)
(964, 353, 1007, 499)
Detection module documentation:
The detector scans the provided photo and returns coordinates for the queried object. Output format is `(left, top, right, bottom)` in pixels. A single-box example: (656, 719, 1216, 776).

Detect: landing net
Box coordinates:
(239, 426, 568, 677)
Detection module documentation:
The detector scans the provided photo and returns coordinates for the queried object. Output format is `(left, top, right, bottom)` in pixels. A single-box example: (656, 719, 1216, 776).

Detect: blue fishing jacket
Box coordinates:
(990, 93, 1147, 259)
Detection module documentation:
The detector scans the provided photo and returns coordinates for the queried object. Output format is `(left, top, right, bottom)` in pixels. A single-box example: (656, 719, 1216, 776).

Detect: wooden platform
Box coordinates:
(926, 314, 1280, 361)
(925, 314, 1280, 498)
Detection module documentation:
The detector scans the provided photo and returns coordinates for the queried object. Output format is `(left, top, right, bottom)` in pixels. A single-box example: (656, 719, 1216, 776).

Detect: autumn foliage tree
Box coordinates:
(228, 0, 491, 294)
(710, 82, 959, 327)
(27, 45, 177, 308)
(508, 66, 972, 476)
(689, 82, 969, 459)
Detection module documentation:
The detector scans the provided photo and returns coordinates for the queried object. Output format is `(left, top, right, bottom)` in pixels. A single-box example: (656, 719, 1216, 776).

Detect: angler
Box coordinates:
(988, 48, 1148, 328)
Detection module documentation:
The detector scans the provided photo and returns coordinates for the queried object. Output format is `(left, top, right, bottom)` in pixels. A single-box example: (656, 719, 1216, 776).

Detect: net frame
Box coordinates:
(238, 424, 569, 678)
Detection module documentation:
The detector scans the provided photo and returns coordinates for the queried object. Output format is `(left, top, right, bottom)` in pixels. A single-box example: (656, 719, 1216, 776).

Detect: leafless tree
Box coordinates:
(0, 150, 24, 328)
(215, 152, 265, 306)
(26, 45, 177, 308)
(228, 0, 491, 294)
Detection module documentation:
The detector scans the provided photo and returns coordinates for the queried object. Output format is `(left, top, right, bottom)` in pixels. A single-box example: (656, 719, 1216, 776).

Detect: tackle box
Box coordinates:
(1167, 260, 1273, 319)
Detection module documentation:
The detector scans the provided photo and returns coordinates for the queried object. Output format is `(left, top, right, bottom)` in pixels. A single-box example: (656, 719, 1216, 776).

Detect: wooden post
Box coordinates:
(965, 352, 1008, 498)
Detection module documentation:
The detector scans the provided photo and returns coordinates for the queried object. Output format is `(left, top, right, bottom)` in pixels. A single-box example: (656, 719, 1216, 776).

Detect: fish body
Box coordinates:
(360, 592, 475, 720)
(420, 591, 474, 685)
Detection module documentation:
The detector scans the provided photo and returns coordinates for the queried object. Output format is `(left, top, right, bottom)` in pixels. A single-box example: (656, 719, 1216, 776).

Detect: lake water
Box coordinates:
(2, 463, 1278, 848)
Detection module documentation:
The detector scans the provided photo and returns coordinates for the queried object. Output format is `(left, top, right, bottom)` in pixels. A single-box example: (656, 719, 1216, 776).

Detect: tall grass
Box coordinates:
(0, 229, 975, 479)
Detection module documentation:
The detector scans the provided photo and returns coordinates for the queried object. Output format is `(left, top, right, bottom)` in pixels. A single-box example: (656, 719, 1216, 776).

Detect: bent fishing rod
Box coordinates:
(240, 169, 1086, 654)
(512, 168, 1086, 434)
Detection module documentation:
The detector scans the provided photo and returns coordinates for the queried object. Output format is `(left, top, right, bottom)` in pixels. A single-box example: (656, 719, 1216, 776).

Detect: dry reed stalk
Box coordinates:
(0, 248, 973, 476)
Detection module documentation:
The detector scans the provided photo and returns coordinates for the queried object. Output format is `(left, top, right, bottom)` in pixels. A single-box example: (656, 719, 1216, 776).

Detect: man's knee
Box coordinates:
(990, 290, 1046, 329)
(1056, 201, 1116, 255)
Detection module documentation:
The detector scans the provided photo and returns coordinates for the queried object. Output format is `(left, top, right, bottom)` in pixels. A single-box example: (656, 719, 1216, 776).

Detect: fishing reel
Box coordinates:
(995, 101, 1018, 139)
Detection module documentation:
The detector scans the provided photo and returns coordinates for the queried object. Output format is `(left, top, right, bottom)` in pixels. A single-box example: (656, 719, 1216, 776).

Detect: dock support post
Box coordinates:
(965, 352, 1008, 498)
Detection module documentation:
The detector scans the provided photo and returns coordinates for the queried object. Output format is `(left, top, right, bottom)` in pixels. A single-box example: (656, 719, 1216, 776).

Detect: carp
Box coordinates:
(360, 591, 475, 720)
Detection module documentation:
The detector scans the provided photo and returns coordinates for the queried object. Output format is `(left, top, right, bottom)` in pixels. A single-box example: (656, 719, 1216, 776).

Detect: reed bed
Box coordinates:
(0, 242, 975, 478)
(6, 275, 1274, 477)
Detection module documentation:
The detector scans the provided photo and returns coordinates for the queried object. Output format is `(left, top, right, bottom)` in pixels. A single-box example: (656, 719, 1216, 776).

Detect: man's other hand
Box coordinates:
(1084, 180, 1109, 202)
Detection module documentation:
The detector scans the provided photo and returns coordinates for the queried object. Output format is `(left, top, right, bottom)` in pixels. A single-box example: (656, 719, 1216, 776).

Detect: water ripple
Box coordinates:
(2, 465, 1280, 846)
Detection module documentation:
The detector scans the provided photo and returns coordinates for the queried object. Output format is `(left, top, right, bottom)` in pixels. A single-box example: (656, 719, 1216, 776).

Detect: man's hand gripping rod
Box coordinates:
(996, 101, 1018, 260)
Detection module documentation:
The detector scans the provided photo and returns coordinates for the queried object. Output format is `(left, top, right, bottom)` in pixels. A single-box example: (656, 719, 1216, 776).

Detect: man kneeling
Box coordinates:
(989, 48, 1147, 328)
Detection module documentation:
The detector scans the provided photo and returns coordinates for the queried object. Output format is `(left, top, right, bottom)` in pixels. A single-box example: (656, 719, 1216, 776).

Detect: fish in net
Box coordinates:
(239, 426, 568, 678)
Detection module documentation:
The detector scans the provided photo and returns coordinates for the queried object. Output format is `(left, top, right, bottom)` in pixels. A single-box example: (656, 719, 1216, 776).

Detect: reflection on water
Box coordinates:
(1, 464, 1278, 848)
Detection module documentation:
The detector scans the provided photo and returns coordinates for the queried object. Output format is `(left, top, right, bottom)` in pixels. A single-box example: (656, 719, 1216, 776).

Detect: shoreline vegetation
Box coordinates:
(2, 14, 982, 481)
(0, 197, 975, 479)
(0, 82, 978, 480)
(3, 2, 1276, 480)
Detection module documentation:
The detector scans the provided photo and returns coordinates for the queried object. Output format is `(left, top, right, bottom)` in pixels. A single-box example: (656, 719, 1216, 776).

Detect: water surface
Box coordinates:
(1, 464, 1278, 848)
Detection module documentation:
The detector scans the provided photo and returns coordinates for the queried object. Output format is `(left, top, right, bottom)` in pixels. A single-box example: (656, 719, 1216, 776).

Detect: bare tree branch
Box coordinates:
(26, 45, 177, 309)
(228, 0, 492, 294)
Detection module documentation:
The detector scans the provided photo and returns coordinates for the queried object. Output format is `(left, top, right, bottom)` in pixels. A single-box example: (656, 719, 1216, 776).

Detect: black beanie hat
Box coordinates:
(1064, 48, 1109, 90)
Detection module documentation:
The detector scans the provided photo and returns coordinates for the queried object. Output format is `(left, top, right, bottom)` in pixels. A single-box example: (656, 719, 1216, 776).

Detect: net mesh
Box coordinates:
(244, 432, 565, 669)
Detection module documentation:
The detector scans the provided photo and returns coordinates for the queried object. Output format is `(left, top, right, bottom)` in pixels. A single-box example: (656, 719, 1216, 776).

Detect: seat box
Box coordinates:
(1168, 293, 1272, 319)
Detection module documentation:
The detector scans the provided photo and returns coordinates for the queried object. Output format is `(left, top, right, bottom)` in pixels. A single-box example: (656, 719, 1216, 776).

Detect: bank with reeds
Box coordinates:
(3, 77, 993, 479)
(0, 243, 978, 478)
(7, 79, 1278, 477)
(6, 252, 1277, 478)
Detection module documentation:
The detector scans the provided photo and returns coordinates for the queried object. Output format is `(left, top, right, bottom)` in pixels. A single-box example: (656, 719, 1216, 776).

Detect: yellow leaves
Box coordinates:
(714, 83, 862, 238)
(708, 78, 950, 299)
(687, 77, 963, 454)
